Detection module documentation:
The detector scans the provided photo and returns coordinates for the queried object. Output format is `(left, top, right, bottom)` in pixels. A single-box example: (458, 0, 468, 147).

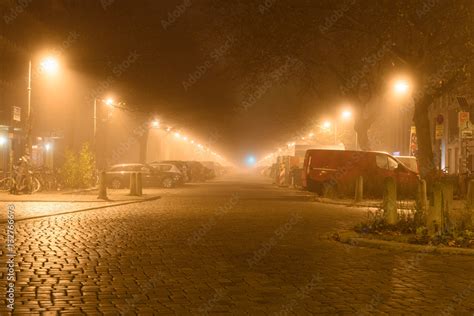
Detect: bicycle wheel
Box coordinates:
(0, 177, 14, 191)
(31, 177, 41, 193)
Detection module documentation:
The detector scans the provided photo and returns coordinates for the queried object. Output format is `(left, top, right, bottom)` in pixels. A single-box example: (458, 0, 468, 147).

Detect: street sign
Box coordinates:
(12, 106, 21, 122)
(435, 124, 444, 140)
(459, 111, 470, 130)
(462, 130, 473, 139)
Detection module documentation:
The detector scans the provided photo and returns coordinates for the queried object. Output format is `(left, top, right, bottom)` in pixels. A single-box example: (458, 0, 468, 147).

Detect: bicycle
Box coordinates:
(0, 166, 41, 194)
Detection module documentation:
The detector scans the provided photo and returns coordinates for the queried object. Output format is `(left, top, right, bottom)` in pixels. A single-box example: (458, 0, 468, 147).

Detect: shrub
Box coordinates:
(60, 143, 96, 189)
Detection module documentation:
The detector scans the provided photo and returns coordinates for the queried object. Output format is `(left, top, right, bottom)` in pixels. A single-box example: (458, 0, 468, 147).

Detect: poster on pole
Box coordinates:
(12, 106, 21, 122)
(409, 126, 418, 157)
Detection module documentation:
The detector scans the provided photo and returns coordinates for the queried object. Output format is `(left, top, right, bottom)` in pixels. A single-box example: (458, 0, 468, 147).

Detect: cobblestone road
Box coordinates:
(1, 172, 474, 314)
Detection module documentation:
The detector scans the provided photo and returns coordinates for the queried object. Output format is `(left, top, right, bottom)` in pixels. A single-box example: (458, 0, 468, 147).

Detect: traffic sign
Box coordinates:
(459, 111, 470, 130)
(12, 106, 21, 122)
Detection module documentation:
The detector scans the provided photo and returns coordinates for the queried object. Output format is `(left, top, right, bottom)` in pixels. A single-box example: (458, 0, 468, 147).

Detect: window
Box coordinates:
(157, 165, 172, 172)
(387, 157, 399, 171)
(376, 155, 388, 169)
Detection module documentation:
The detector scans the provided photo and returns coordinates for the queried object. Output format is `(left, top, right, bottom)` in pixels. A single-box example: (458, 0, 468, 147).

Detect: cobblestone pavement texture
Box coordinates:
(0, 189, 163, 222)
(1, 172, 474, 314)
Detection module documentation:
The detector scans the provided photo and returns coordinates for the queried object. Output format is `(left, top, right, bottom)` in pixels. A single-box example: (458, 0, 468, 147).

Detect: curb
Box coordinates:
(1, 195, 161, 224)
(314, 199, 382, 208)
(334, 231, 474, 256)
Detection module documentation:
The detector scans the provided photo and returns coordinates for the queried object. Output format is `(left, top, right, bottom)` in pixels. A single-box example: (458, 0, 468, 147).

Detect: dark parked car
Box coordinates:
(154, 160, 190, 182)
(185, 161, 209, 182)
(107, 163, 183, 189)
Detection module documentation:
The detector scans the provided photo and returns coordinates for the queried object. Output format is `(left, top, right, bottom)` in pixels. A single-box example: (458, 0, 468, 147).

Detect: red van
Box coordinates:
(302, 150, 419, 198)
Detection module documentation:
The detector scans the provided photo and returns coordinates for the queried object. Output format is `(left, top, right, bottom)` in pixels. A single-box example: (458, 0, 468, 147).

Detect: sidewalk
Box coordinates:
(0, 188, 161, 222)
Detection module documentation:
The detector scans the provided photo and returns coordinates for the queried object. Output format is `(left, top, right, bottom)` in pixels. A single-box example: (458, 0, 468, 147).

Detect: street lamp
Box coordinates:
(40, 57, 59, 75)
(26, 56, 60, 155)
(151, 120, 160, 128)
(393, 80, 410, 95)
(341, 110, 352, 120)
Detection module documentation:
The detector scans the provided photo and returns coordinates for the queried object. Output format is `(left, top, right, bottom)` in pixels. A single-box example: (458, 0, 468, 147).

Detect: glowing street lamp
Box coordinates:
(44, 143, 52, 152)
(39, 57, 59, 75)
(0, 136, 6, 146)
(322, 121, 332, 129)
(151, 120, 160, 128)
(393, 80, 410, 95)
(341, 110, 352, 120)
(105, 98, 115, 106)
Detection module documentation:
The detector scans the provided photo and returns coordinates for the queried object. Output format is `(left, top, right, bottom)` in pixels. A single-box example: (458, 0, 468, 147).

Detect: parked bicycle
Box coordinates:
(0, 156, 41, 194)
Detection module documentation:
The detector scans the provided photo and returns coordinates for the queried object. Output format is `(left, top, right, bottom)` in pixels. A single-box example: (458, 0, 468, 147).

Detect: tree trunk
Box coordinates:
(138, 128, 149, 164)
(354, 118, 371, 151)
(413, 98, 435, 179)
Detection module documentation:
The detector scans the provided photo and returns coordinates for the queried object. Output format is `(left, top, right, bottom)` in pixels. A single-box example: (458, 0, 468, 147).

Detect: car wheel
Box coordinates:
(162, 177, 174, 188)
(111, 178, 122, 189)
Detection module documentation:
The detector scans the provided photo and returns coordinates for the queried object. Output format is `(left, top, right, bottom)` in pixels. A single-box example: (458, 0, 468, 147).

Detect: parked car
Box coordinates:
(107, 163, 183, 189)
(155, 160, 190, 182)
(302, 150, 420, 198)
(395, 156, 419, 173)
(185, 161, 209, 182)
(200, 161, 218, 179)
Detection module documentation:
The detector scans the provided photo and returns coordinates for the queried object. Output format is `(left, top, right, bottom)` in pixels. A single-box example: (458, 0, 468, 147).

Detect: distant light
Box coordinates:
(341, 110, 352, 120)
(40, 57, 59, 75)
(174, 132, 181, 138)
(151, 120, 160, 128)
(245, 155, 256, 166)
(0, 136, 7, 146)
(190, 140, 195, 144)
(166, 127, 171, 132)
(322, 121, 332, 129)
(45, 143, 52, 151)
(105, 98, 114, 106)
(183, 136, 188, 141)
(394, 80, 410, 95)
(308, 132, 314, 138)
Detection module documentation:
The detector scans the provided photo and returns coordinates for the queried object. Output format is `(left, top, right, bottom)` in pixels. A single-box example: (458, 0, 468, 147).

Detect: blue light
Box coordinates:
(245, 155, 256, 166)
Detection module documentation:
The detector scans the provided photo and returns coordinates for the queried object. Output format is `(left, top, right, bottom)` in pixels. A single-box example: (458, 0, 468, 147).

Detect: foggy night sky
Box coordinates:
(1, 0, 347, 163)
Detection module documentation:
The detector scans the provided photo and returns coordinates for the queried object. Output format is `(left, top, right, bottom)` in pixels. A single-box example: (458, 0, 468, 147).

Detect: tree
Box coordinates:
(192, 0, 474, 177)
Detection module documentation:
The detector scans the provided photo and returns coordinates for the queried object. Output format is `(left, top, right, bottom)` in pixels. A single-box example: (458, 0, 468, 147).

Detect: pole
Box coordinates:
(93, 98, 97, 144)
(26, 60, 32, 156)
(355, 132, 358, 150)
(334, 122, 338, 145)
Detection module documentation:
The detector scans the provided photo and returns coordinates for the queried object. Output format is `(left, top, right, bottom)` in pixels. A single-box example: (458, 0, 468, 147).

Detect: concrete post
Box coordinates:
(354, 176, 364, 203)
(383, 177, 398, 225)
(129, 172, 137, 196)
(383, 177, 397, 225)
(97, 171, 108, 200)
(467, 180, 474, 209)
(136, 172, 143, 196)
(417, 180, 428, 211)
(467, 180, 474, 226)
(442, 182, 453, 232)
(427, 182, 443, 235)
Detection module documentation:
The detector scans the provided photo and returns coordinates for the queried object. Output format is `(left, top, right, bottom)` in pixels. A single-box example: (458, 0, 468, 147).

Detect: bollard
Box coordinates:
(136, 172, 143, 196)
(97, 171, 108, 200)
(467, 180, 474, 226)
(442, 182, 453, 231)
(383, 177, 397, 225)
(427, 182, 443, 235)
(354, 176, 364, 203)
(129, 172, 137, 196)
(468, 180, 474, 210)
(417, 179, 428, 211)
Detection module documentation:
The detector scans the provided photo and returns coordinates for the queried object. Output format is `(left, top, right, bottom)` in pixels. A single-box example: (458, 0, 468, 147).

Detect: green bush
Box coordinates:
(61, 143, 96, 189)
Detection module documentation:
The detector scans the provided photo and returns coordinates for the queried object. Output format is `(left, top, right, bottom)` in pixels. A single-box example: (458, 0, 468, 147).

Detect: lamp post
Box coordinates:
(25, 56, 59, 156)
(93, 98, 116, 169)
